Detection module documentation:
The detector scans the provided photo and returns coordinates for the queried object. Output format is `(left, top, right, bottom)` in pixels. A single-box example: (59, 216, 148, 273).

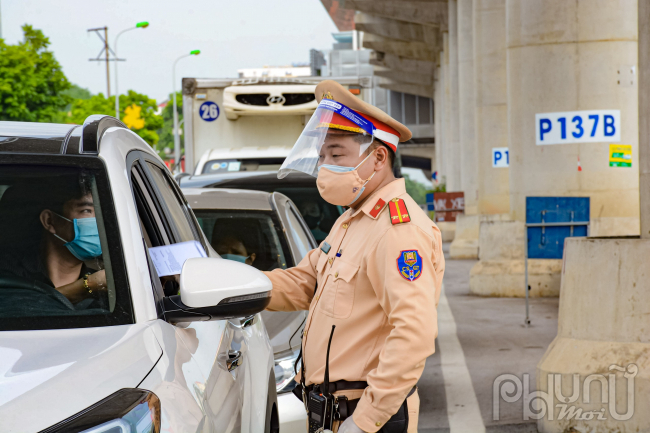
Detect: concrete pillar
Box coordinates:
(469, 0, 527, 294)
(442, 34, 452, 189)
(450, 0, 480, 259)
(640, 0, 650, 238)
(457, 0, 478, 213)
(434, 63, 444, 184)
(471, 0, 638, 297)
(445, 0, 462, 192)
(436, 54, 457, 242)
(536, 6, 649, 431)
(474, 0, 510, 216)
(536, 238, 650, 432)
(507, 0, 639, 237)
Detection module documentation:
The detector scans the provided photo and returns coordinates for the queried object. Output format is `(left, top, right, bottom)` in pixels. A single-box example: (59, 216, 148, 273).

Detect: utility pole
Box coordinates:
(114, 22, 149, 119)
(88, 26, 121, 97)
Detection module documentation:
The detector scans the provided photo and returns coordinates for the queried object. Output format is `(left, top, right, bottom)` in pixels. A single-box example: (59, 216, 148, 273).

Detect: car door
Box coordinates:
(128, 152, 269, 433)
(272, 192, 318, 265)
(269, 192, 316, 353)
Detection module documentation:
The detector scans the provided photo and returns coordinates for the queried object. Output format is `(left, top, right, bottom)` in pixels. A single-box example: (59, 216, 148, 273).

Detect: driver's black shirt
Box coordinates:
(0, 247, 90, 289)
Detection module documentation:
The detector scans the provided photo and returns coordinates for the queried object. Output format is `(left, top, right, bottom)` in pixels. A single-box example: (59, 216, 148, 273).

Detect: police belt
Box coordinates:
(293, 381, 417, 423)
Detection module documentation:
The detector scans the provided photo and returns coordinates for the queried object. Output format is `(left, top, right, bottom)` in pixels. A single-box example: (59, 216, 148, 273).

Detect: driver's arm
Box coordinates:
(55, 269, 106, 304)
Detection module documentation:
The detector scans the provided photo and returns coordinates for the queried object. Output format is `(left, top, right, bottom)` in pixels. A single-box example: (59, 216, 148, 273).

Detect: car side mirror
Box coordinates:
(163, 257, 272, 324)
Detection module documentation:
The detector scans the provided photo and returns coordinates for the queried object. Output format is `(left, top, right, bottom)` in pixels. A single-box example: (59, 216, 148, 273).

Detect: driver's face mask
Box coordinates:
(53, 213, 102, 261)
(221, 254, 251, 263)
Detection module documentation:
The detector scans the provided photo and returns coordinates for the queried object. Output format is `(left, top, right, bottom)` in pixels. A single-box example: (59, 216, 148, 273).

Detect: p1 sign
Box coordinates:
(535, 110, 621, 145)
(492, 147, 509, 168)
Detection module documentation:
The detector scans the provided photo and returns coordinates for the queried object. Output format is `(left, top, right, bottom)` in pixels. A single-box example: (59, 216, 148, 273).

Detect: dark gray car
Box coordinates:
(178, 171, 345, 244)
(181, 187, 316, 394)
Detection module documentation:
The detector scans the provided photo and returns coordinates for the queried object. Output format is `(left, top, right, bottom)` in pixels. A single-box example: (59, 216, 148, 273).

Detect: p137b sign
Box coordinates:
(536, 110, 621, 145)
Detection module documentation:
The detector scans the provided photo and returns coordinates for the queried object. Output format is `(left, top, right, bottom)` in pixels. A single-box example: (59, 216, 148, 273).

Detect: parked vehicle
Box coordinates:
(179, 171, 346, 243)
(181, 187, 318, 432)
(0, 117, 279, 433)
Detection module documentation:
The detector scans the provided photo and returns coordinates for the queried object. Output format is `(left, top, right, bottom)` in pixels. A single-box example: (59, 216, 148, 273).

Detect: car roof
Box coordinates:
(179, 170, 316, 190)
(0, 116, 127, 156)
(182, 187, 274, 211)
(0, 121, 79, 155)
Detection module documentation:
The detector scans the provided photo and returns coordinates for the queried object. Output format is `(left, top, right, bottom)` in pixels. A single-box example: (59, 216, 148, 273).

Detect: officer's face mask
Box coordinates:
(52, 213, 103, 261)
(221, 254, 251, 264)
(316, 150, 377, 207)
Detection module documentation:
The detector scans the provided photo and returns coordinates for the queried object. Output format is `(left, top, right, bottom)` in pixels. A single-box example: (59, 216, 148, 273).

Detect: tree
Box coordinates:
(68, 90, 163, 146)
(403, 174, 428, 205)
(155, 92, 183, 160)
(62, 84, 92, 101)
(0, 25, 71, 122)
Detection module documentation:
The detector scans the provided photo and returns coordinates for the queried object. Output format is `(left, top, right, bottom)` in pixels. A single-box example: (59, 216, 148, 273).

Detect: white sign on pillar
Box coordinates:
(535, 110, 621, 145)
(492, 147, 509, 168)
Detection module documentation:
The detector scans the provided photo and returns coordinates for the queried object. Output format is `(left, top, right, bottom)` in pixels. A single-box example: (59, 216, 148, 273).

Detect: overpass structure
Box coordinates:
(330, 0, 639, 295)
(319, 2, 650, 432)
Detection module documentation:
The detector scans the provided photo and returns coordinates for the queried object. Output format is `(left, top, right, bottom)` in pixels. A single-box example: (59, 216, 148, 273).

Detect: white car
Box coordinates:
(181, 187, 318, 432)
(194, 147, 292, 176)
(0, 116, 278, 433)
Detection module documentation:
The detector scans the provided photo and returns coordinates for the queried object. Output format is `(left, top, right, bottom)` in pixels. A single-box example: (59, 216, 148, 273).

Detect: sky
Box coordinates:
(2, 0, 339, 102)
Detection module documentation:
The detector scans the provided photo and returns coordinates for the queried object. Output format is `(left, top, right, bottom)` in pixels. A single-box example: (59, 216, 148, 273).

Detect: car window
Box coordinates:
(284, 206, 313, 258)
(145, 162, 198, 244)
(194, 210, 291, 271)
(131, 165, 170, 247)
(0, 164, 133, 330)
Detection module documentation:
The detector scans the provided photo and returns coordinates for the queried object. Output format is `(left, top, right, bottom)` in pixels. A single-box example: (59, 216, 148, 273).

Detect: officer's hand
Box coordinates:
(338, 416, 365, 433)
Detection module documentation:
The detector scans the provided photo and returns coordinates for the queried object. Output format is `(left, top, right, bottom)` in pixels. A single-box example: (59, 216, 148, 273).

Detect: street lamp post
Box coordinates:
(114, 21, 149, 119)
(173, 50, 200, 172)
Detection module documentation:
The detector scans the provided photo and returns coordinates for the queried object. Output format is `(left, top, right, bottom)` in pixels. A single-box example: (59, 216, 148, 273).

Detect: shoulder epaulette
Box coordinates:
(388, 198, 411, 225)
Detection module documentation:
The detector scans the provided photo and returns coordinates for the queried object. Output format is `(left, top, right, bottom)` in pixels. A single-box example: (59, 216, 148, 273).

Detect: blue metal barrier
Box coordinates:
(426, 193, 434, 211)
(524, 197, 590, 325)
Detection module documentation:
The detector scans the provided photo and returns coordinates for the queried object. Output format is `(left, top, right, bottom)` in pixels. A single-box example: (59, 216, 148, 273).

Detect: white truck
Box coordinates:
(180, 76, 375, 175)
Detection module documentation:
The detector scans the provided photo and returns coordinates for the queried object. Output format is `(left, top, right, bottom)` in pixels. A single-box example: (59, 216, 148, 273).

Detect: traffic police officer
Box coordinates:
(265, 80, 445, 433)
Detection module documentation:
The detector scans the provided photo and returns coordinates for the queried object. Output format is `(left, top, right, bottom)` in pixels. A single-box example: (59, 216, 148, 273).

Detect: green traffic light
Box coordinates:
(136, 21, 149, 28)
(190, 50, 201, 55)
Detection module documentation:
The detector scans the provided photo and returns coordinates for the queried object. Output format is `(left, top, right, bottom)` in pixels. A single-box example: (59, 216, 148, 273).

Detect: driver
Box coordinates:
(214, 235, 257, 266)
(0, 174, 106, 305)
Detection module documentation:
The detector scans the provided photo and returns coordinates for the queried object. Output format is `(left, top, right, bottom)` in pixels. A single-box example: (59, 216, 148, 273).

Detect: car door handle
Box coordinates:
(227, 350, 243, 372)
(241, 315, 255, 328)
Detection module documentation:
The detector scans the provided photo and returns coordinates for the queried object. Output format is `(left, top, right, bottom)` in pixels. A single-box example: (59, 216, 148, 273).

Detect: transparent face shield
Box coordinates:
(278, 100, 375, 179)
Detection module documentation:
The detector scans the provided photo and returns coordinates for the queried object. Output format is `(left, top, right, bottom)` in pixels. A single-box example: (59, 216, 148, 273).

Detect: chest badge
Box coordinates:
(388, 198, 411, 224)
(397, 250, 422, 281)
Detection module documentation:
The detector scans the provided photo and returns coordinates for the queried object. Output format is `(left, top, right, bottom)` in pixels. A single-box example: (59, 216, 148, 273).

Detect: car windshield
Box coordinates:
(0, 164, 133, 331)
(202, 158, 285, 174)
(194, 209, 291, 271)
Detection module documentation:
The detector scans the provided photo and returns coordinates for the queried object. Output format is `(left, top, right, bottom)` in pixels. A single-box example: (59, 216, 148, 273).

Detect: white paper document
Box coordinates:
(149, 240, 207, 277)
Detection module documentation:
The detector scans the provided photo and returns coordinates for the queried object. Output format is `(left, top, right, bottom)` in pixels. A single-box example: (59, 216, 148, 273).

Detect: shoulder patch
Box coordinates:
(388, 198, 411, 225)
(397, 250, 422, 281)
(369, 198, 386, 218)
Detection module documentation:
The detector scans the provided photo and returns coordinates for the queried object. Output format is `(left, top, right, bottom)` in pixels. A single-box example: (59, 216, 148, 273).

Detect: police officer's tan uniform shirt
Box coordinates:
(265, 178, 445, 432)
